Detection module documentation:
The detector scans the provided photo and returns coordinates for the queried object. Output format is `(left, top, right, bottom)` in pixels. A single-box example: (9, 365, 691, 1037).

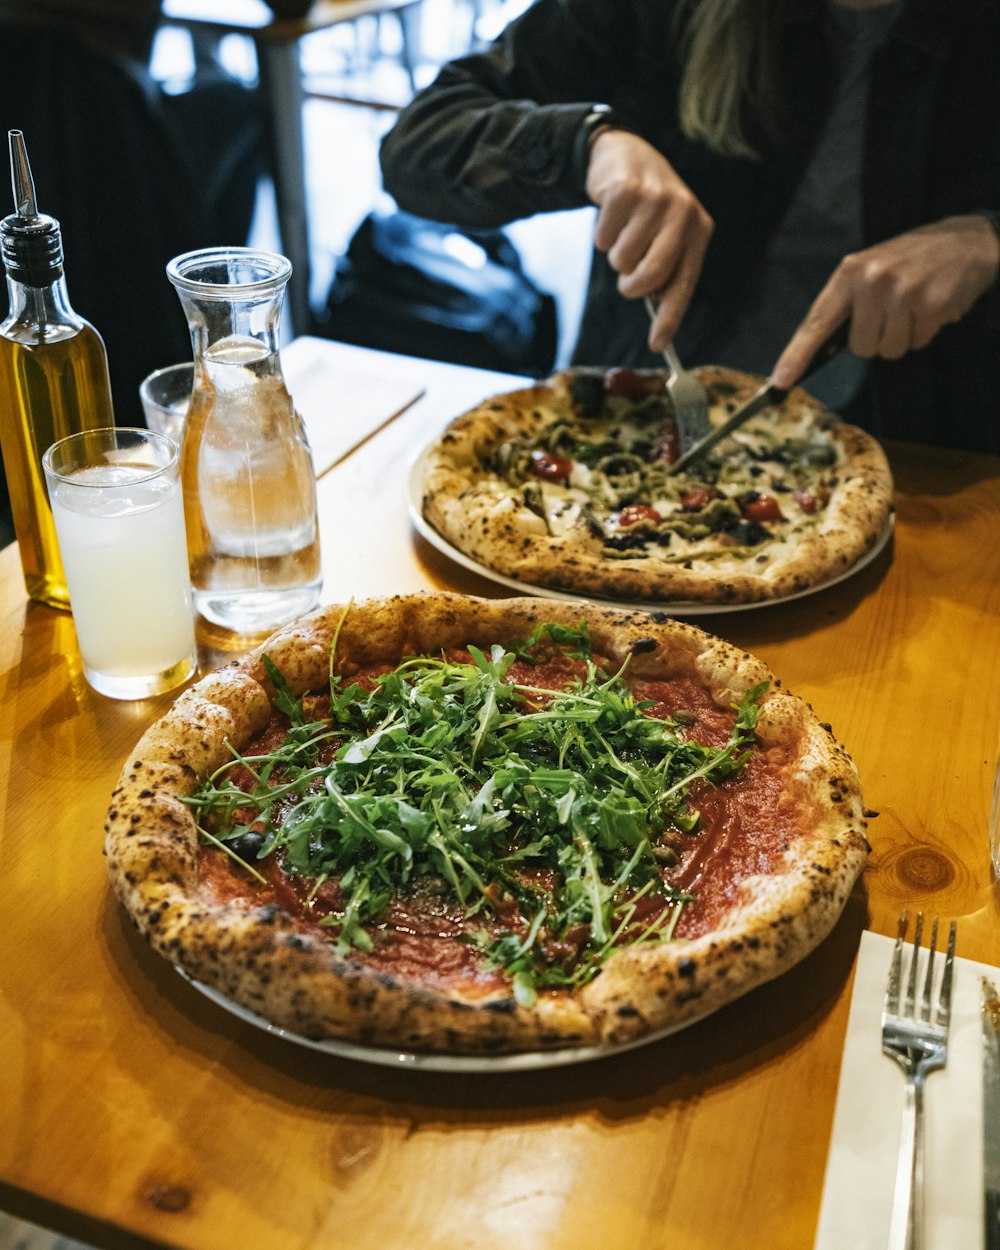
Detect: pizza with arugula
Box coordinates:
(105, 594, 869, 1057)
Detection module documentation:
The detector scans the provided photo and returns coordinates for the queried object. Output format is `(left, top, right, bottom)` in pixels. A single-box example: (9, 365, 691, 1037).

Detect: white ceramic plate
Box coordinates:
(178, 969, 714, 1073)
(407, 445, 894, 616)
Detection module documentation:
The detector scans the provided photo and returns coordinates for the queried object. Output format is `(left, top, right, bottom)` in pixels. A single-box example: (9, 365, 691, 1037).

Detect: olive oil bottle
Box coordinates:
(0, 129, 114, 609)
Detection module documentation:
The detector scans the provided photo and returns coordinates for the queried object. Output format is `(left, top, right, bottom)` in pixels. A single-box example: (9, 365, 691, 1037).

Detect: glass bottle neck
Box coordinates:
(176, 290, 284, 373)
(2, 270, 85, 344)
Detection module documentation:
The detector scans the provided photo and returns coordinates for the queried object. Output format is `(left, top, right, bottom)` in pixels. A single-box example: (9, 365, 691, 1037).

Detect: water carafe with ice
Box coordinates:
(167, 247, 321, 633)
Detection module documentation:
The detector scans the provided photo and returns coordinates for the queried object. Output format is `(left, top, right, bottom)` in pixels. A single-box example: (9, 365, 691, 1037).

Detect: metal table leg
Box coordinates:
(256, 37, 313, 336)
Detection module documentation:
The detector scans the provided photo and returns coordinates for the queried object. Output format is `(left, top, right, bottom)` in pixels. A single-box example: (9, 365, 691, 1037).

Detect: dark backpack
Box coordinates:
(317, 210, 558, 377)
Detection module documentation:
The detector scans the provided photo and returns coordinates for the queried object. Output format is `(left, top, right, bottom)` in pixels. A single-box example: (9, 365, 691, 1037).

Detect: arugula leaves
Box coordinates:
(190, 629, 767, 999)
(261, 655, 308, 726)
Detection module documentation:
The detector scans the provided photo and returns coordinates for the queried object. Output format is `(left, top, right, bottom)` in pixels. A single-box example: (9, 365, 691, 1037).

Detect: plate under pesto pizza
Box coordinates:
(106, 594, 869, 1060)
(418, 365, 893, 605)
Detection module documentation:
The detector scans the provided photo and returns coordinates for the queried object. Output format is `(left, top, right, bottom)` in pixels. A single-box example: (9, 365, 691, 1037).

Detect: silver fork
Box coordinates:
(881, 910, 958, 1250)
(642, 294, 711, 455)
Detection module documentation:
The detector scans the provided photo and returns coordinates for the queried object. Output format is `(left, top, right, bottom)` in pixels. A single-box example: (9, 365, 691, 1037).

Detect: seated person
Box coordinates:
(379, 0, 1000, 453)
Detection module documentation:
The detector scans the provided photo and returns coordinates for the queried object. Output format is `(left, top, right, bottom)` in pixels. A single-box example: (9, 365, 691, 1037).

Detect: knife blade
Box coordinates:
(981, 976, 1000, 1250)
(664, 320, 852, 476)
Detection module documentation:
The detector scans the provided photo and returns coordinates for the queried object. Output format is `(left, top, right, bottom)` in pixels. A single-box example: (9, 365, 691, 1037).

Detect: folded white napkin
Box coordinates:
(282, 336, 425, 477)
(815, 928, 995, 1250)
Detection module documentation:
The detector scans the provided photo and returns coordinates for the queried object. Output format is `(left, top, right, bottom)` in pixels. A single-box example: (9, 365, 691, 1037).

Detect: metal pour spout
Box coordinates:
(2, 128, 63, 285)
(9, 130, 39, 222)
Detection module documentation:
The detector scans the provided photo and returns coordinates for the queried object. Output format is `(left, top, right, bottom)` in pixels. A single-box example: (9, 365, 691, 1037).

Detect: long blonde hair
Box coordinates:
(673, 0, 782, 160)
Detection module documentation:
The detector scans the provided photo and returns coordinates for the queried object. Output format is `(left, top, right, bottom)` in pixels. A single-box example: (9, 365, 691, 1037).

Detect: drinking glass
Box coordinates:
(139, 362, 193, 445)
(42, 427, 197, 699)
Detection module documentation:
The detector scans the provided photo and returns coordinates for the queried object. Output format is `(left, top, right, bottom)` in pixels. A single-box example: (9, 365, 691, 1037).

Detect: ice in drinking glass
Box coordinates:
(44, 429, 197, 699)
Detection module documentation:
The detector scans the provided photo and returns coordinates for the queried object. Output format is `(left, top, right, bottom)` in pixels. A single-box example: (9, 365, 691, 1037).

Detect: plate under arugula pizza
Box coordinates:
(418, 365, 893, 605)
(106, 594, 869, 1060)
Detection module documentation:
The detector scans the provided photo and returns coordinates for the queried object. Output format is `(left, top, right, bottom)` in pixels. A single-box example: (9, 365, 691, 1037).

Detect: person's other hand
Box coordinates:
(585, 129, 713, 350)
(771, 215, 1000, 389)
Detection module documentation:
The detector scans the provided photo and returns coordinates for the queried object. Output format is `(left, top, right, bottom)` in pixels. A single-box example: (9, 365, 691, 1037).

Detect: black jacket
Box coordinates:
(380, 0, 1000, 452)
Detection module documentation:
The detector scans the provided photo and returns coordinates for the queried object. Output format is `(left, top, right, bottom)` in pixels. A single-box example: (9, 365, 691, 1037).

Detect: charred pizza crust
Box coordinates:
(105, 593, 869, 1055)
(420, 366, 893, 604)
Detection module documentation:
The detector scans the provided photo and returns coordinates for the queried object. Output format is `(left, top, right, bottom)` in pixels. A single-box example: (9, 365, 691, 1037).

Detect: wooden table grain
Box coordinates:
(1, 345, 998, 1250)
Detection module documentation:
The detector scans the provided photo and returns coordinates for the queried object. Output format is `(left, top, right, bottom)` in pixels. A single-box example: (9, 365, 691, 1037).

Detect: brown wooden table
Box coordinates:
(1, 345, 999, 1250)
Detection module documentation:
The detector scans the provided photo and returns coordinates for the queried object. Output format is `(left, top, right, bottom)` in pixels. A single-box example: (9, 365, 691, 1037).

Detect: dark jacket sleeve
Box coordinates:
(379, 0, 652, 228)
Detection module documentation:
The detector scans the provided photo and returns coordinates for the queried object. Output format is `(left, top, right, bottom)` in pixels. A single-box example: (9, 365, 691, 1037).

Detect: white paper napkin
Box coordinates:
(282, 336, 425, 477)
(815, 928, 996, 1250)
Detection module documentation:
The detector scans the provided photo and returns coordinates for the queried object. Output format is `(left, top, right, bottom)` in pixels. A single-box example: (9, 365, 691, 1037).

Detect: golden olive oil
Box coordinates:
(0, 324, 114, 608)
(1, 129, 116, 610)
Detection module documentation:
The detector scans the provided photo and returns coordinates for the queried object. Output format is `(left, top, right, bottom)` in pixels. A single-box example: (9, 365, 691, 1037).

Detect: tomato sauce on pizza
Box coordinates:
(191, 631, 805, 999)
(106, 594, 869, 1055)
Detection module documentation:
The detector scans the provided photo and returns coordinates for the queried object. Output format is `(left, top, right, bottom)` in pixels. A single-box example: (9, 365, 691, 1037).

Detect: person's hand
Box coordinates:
(585, 128, 714, 351)
(771, 215, 1000, 389)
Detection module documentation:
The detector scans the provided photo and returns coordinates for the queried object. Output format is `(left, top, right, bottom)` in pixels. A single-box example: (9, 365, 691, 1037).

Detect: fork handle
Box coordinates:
(660, 340, 684, 377)
(642, 295, 685, 375)
(889, 1072, 926, 1250)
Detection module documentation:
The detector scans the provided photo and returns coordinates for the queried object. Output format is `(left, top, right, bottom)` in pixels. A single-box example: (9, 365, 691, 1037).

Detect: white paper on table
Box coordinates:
(815, 928, 997, 1250)
(282, 337, 425, 477)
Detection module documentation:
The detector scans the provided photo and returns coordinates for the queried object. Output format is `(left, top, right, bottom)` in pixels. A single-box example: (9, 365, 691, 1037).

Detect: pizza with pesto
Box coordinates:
(105, 593, 869, 1057)
(419, 365, 893, 604)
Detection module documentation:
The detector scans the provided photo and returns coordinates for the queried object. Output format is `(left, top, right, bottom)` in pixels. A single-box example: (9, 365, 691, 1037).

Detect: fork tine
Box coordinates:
(641, 296, 711, 444)
(882, 914, 956, 1250)
(904, 911, 924, 1016)
(885, 910, 907, 1014)
(937, 919, 958, 1028)
(920, 916, 938, 1022)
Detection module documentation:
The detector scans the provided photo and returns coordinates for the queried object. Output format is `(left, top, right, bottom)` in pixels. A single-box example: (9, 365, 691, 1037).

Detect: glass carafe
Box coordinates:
(167, 247, 321, 633)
